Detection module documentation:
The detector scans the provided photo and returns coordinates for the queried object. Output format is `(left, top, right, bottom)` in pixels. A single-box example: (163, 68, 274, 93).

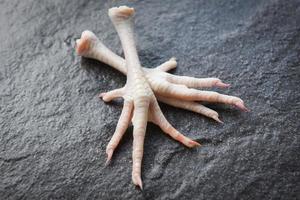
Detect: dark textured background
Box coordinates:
(1, 0, 300, 199)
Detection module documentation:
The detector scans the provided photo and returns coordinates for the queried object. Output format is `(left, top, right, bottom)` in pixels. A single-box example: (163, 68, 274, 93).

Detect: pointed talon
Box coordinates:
(212, 115, 224, 123)
(132, 174, 143, 190)
(105, 158, 111, 166)
(166, 76, 230, 89)
(215, 81, 230, 88)
(105, 149, 113, 166)
(189, 140, 201, 147)
(234, 101, 250, 112)
(175, 134, 199, 148)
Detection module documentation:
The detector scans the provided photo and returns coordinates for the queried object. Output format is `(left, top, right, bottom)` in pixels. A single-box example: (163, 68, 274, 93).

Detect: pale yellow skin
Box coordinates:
(75, 6, 248, 189)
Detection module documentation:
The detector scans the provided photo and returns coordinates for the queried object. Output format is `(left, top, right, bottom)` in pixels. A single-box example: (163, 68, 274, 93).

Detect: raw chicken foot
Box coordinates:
(75, 6, 249, 189)
(105, 6, 201, 189)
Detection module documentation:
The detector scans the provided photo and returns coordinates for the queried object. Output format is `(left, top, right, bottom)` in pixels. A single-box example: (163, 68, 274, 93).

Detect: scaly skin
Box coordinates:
(76, 31, 249, 123)
(108, 6, 200, 189)
(75, 6, 249, 189)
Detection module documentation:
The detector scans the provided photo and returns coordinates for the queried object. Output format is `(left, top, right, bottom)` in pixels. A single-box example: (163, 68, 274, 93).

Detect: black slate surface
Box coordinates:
(1, 0, 300, 199)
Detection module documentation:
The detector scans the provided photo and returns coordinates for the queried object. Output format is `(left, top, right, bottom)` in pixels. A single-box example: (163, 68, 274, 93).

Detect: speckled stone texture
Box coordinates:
(0, 0, 299, 199)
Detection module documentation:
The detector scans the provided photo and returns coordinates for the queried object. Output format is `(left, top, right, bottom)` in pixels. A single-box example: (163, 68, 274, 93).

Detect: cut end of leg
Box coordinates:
(234, 101, 250, 112)
(132, 175, 143, 190)
(75, 38, 89, 56)
(109, 6, 135, 19)
(75, 30, 95, 56)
